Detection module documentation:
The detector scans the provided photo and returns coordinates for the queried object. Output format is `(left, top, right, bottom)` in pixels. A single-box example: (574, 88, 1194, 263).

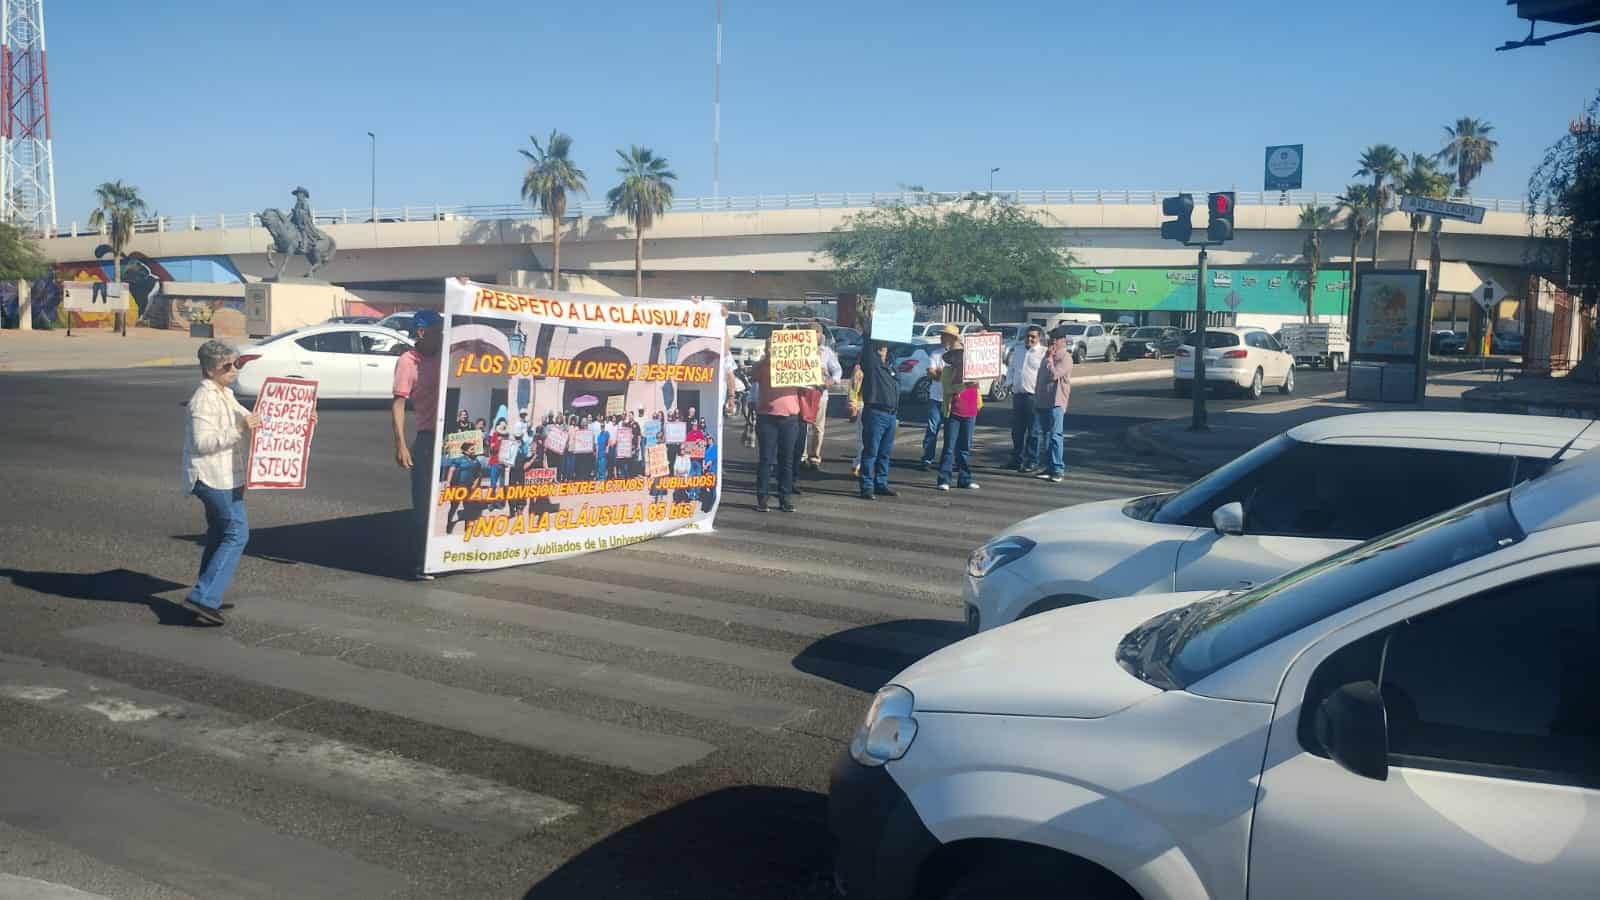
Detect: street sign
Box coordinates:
(1398, 195, 1487, 224)
(1264, 144, 1303, 191)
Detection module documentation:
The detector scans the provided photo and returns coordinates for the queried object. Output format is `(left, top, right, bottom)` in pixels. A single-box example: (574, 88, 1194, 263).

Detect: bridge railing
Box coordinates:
(47, 189, 1531, 240)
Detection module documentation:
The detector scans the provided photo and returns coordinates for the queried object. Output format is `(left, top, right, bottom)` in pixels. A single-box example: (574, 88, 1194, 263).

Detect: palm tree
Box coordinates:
(605, 145, 677, 297)
(1398, 154, 1453, 268)
(1354, 144, 1404, 266)
(1337, 184, 1376, 315)
(1436, 117, 1498, 195)
(519, 131, 587, 290)
(1297, 204, 1337, 320)
(87, 180, 148, 333)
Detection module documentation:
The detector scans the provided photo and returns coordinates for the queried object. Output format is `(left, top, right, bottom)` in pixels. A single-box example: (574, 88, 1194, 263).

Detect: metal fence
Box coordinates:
(49, 188, 1531, 240)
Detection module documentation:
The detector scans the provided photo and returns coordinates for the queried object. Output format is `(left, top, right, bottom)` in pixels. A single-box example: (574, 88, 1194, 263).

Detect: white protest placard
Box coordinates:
(664, 421, 687, 444)
(246, 377, 318, 489)
(962, 332, 1003, 380)
(612, 427, 634, 457)
(869, 288, 914, 343)
(767, 328, 823, 387)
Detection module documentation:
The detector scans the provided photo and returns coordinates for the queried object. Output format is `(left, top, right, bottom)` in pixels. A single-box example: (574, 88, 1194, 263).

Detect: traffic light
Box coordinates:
(1207, 192, 1235, 243)
(1160, 193, 1194, 243)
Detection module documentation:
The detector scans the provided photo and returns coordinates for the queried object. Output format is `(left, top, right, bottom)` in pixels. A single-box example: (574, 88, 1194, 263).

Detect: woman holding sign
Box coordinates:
(180, 340, 313, 626)
(752, 333, 801, 512)
(936, 344, 982, 492)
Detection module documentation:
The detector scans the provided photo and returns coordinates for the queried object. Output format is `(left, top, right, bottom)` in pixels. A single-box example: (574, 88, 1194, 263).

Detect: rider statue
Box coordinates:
(261, 186, 337, 278)
(290, 186, 320, 247)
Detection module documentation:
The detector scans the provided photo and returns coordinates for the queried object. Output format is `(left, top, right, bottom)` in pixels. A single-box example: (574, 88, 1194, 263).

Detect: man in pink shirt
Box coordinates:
(390, 308, 444, 579)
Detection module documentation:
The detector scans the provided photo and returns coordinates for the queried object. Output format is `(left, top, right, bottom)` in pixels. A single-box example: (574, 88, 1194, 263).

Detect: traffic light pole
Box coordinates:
(1189, 244, 1210, 431)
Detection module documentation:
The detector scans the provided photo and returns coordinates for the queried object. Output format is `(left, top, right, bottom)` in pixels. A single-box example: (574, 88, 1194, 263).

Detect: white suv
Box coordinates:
(833, 444, 1600, 900)
(1174, 326, 1295, 400)
(964, 412, 1598, 633)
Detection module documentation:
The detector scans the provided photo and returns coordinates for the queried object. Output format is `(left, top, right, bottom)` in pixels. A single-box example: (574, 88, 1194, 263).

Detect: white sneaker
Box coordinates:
(937, 483, 950, 491)
(960, 483, 980, 490)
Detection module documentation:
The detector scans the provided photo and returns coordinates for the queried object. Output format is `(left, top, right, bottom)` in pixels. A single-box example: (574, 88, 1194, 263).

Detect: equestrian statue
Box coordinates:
(259, 186, 336, 279)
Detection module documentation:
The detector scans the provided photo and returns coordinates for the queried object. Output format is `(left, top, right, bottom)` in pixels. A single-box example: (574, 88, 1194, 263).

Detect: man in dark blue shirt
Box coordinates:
(856, 340, 901, 500)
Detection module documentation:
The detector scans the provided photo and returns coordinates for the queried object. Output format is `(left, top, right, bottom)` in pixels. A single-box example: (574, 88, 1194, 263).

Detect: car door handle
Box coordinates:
(365, 362, 380, 367)
(298, 361, 314, 366)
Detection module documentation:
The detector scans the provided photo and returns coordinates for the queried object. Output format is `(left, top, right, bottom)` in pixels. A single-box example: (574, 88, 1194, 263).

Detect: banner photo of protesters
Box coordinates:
(424, 279, 727, 573)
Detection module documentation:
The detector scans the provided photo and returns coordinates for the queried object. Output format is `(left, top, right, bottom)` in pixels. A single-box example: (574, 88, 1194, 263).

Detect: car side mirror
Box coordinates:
(1212, 501, 1244, 536)
(1315, 681, 1389, 781)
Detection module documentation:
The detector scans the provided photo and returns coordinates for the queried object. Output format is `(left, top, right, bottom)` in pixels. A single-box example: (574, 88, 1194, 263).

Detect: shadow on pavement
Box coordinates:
(175, 510, 412, 579)
(0, 567, 195, 625)
(795, 620, 965, 692)
(521, 786, 833, 900)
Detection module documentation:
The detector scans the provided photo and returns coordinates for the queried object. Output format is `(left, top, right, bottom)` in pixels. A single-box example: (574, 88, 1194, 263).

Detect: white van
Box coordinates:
(831, 445, 1600, 900)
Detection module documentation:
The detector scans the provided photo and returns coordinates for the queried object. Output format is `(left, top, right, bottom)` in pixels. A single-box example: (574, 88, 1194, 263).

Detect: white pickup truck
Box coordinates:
(1279, 321, 1349, 371)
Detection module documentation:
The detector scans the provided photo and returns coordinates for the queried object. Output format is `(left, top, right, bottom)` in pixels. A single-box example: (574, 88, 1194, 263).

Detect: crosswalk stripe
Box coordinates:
(0, 748, 410, 900)
(532, 554, 966, 624)
(65, 624, 716, 776)
(326, 580, 898, 690)
(616, 539, 957, 601)
(0, 654, 579, 843)
(231, 595, 813, 731)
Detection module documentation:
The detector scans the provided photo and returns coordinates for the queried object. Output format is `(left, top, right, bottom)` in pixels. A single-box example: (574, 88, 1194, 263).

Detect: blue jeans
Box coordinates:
(938, 414, 975, 488)
(409, 431, 435, 574)
(189, 481, 248, 610)
(596, 451, 609, 481)
(860, 406, 897, 494)
(1011, 393, 1040, 468)
(920, 400, 945, 466)
(1036, 406, 1065, 475)
(489, 463, 504, 491)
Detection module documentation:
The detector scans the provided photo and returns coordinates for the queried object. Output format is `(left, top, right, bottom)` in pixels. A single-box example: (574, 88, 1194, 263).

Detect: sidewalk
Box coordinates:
(1124, 371, 1494, 473)
(0, 329, 242, 373)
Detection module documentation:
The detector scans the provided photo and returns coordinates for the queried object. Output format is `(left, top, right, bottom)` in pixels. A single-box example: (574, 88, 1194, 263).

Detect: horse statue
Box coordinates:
(258, 207, 336, 279)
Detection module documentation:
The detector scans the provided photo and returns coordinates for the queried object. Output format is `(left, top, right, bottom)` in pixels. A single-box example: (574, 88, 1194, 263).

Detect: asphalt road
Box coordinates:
(0, 363, 1342, 899)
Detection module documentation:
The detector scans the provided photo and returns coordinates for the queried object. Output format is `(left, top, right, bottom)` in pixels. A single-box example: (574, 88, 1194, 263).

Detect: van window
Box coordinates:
(1185, 332, 1240, 348)
(1087, 325, 1103, 337)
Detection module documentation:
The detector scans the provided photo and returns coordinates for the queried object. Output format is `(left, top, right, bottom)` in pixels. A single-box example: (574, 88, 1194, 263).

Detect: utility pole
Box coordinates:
(1160, 191, 1235, 431)
(367, 131, 376, 223)
(1192, 246, 1209, 430)
(712, 0, 721, 200)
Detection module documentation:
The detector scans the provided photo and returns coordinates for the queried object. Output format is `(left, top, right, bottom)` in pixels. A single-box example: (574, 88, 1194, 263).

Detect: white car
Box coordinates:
(964, 412, 1598, 633)
(234, 323, 413, 401)
(727, 321, 785, 363)
(1174, 326, 1295, 400)
(832, 443, 1600, 900)
(894, 342, 1001, 402)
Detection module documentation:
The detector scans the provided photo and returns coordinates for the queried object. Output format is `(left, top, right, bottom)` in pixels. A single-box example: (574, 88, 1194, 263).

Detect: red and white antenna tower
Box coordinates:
(1, 0, 55, 233)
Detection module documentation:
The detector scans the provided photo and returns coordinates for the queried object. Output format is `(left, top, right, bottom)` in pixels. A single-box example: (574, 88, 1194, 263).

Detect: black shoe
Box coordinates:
(778, 502, 796, 513)
(858, 490, 876, 501)
(876, 487, 899, 497)
(220, 602, 235, 611)
(183, 599, 224, 626)
(756, 502, 771, 512)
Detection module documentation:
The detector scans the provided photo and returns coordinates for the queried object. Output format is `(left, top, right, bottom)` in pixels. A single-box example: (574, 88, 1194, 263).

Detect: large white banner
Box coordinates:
(424, 279, 726, 574)
(61, 281, 127, 312)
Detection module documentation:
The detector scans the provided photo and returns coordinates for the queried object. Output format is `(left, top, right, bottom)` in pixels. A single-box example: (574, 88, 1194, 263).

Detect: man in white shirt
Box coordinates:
(917, 325, 960, 470)
(802, 327, 845, 469)
(1004, 325, 1046, 472)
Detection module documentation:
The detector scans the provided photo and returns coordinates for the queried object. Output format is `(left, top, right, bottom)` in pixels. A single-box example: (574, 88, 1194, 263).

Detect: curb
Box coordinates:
(1070, 369, 1170, 387)
(1123, 419, 1209, 474)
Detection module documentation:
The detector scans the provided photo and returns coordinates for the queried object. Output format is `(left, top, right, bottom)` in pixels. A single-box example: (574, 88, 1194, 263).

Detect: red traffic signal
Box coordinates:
(1207, 192, 1235, 243)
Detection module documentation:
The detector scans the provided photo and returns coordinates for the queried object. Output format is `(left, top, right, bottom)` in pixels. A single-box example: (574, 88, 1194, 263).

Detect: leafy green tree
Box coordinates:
(1337, 184, 1376, 313)
(0, 221, 46, 281)
(1355, 144, 1404, 265)
(1437, 117, 1498, 194)
(519, 131, 587, 288)
(87, 180, 148, 333)
(1398, 153, 1453, 268)
(1297, 204, 1337, 319)
(823, 196, 1077, 329)
(606, 146, 676, 297)
(1528, 93, 1600, 380)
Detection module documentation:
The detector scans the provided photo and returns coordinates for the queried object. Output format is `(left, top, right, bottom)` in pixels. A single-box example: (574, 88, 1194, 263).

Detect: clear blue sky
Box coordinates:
(43, 0, 1599, 221)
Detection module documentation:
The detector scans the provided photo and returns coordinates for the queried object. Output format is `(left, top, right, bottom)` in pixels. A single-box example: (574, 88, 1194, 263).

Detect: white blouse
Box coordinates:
(182, 380, 251, 492)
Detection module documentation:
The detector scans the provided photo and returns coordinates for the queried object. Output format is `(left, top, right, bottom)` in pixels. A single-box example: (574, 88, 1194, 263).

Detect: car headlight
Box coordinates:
(967, 536, 1036, 578)
(849, 685, 918, 767)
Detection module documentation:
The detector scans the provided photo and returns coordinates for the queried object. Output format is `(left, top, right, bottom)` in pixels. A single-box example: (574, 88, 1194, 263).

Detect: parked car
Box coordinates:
(727, 322, 785, 363)
(963, 411, 1597, 632)
(833, 443, 1600, 900)
(896, 341, 1003, 403)
(376, 311, 420, 339)
(1431, 329, 1467, 355)
(725, 310, 755, 328)
(829, 325, 864, 372)
(907, 322, 952, 345)
(234, 323, 413, 401)
(1117, 325, 1183, 360)
(1174, 326, 1295, 400)
(1055, 321, 1120, 363)
(324, 314, 380, 325)
(1492, 330, 1523, 355)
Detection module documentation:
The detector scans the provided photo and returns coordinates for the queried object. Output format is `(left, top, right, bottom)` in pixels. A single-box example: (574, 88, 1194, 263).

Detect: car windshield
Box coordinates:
(1184, 332, 1240, 348)
(1062, 324, 1087, 335)
(1131, 327, 1166, 339)
(737, 324, 779, 340)
(1152, 489, 1524, 687)
(1150, 434, 1295, 525)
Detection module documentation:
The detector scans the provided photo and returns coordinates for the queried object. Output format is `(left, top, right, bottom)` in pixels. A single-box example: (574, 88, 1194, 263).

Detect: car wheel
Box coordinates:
(1279, 366, 1294, 395)
(1248, 368, 1263, 400)
(989, 382, 1013, 403)
(1072, 345, 1086, 365)
(1328, 353, 1341, 373)
(1173, 380, 1191, 398)
(912, 377, 932, 404)
(1104, 344, 1115, 363)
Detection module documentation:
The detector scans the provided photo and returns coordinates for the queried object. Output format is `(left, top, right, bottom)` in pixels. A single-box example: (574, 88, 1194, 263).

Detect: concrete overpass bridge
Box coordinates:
(34, 189, 1547, 330)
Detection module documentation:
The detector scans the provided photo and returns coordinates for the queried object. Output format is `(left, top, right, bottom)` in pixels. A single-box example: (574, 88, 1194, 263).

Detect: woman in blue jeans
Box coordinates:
(181, 340, 281, 625)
